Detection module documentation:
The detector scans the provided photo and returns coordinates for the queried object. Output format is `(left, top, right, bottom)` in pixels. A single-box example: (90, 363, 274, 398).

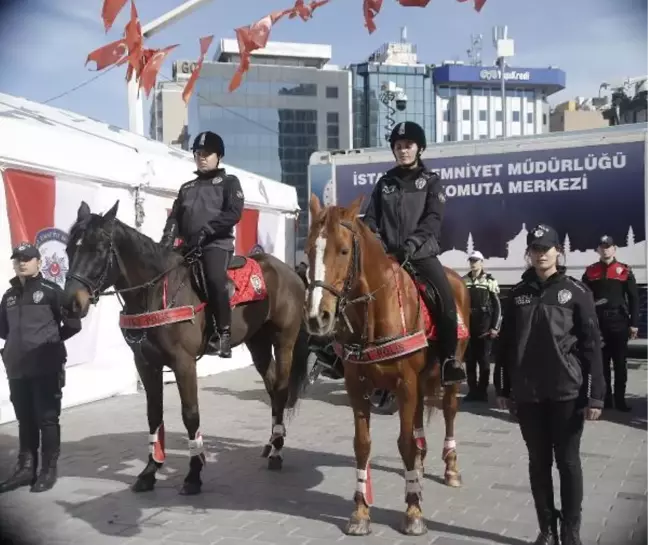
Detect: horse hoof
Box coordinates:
(444, 473, 462, 488)
(131, 476, 155, 493)
(345, 515, 371, 536)
(401, 514, 428, 536)
(260, 444, 272, 458)
(179, 481, 202, 495)
(267, 456, 283, 471)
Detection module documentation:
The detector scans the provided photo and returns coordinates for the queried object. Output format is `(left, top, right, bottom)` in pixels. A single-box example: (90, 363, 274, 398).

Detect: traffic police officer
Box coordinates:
(582, 235, 639, 411)
(160, 130, 244, 358)
(0, 242, 82, 493)
(463, 250, 501, 401)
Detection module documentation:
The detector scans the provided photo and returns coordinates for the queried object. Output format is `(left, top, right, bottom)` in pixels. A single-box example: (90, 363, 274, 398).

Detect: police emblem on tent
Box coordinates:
(35, 228, 69, 289)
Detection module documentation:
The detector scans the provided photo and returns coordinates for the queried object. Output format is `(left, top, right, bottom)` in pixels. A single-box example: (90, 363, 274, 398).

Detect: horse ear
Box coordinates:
(77, 201, 91, 222)
(346, 196, 364, 219)
(309, 193, 322, 219)
(103, 200, 119, 222)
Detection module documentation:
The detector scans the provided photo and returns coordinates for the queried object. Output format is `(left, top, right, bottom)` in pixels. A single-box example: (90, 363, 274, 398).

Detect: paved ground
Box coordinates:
(0, 362, 645, 545)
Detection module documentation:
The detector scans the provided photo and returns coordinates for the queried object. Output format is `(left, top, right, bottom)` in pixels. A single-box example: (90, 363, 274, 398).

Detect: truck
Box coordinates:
(305, 124, 647, 408)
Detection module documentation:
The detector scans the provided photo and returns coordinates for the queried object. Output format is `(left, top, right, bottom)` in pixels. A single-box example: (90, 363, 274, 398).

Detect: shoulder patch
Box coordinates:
(40, 279, 60, 291)
(565, 276, 588, 294)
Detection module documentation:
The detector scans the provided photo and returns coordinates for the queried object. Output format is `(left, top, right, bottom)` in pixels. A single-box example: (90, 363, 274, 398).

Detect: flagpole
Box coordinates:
(127, 0, 216, 135)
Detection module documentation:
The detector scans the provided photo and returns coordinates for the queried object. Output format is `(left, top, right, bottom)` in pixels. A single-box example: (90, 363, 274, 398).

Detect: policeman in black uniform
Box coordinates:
(463, 250, 501, 401)
(582, 235, 639, 412)
(495, 224, 605, 545)
(161, 131, 244, 358)
(0, 242, 81, 493)
(362, 121, 465, 385)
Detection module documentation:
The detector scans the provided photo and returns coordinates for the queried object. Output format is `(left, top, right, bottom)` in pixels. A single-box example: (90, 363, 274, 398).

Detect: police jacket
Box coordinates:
(463, 271, 502, 335)
(494, 268, 605, 409)
(581, 259, 639, 329)
(362, 165, 445, 260)
(0, 275, 82, 379)
(164, 168, 244, 251)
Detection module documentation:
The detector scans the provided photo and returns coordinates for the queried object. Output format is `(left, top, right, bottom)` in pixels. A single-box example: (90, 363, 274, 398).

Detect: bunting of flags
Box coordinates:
(85, 0, 487, 101)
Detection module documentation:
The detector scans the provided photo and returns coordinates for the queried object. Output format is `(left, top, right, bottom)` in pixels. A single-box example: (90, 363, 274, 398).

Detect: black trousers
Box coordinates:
(202, 246, 232, 329)
(601, 328, 629, 399)
(9, 371, 63, 457)
(517, 400, 584, 527)
(466, 334, 492, 393)
(411, 255, 458, 361)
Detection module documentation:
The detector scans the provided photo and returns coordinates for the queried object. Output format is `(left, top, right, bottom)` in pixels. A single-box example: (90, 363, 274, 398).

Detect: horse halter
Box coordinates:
(306, 220, 363, 333)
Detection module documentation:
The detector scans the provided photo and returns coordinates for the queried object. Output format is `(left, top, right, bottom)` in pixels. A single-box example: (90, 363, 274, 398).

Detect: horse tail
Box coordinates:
(286, 324, 311, 412)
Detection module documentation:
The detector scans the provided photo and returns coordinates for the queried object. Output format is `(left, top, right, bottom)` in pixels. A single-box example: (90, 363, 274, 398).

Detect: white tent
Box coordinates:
(0, 92, 300, 424)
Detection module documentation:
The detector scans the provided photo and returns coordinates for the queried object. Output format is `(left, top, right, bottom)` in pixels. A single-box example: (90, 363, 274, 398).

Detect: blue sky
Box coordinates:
(0, 0, 645, 130)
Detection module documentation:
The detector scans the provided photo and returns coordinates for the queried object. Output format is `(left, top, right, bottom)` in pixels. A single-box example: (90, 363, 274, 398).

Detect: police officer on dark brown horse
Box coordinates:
(362, 121, 466, 385)
(160, 131, 243, 358)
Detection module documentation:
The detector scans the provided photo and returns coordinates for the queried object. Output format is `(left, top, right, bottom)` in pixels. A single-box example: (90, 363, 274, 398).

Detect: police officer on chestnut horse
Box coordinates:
(160, 131, 243, 358)
(362, 121, 467, 386)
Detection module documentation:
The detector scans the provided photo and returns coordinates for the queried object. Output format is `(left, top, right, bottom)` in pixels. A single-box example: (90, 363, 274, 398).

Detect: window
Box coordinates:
(327, 137, 340, 149)
(480, 134, 488, 139)
(327, 112, 339, 124)
(527, 112, 534, 124)
(462, 110, 470, 121)
(443, 110, 450, 122)
(512, 111, 521, 122)
(463, 134, 471, 141)
(479, 110, 487, 122)
(495, 110, 503, 122)
(325, 86, 339, 99)
(443, 134, 452, 142)
(543, 113, 548, 125)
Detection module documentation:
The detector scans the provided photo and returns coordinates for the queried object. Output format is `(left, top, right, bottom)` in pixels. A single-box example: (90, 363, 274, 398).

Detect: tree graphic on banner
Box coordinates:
(563, 234, 571, 255)
(627, 226, 635, 247)
(466, 233, 474, 256)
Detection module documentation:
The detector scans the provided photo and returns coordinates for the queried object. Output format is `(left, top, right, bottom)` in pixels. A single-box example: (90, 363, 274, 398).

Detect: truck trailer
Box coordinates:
(308, 123, 647, 336)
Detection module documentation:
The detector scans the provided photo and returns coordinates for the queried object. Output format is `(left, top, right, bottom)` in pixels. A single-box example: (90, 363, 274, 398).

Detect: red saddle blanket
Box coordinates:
(414, 281, 469, 340)
(226, 258, 267, 307)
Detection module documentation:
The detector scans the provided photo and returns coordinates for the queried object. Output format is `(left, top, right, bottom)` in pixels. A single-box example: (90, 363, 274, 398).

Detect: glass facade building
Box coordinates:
(188, 41, 352, 250)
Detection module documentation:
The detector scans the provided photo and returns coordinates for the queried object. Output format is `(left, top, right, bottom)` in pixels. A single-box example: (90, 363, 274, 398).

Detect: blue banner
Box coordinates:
(332, 141, 645, 266)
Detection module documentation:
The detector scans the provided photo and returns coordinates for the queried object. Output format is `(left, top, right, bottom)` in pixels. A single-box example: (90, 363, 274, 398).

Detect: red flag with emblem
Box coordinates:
(397, 0, 430, 6)
(182, 35, 214, 104)
(456, 0, 487, 11)
(101, 0, 129, 32)
(124, 0, 143, 79)
(85, 38, 128, 71)
(363, 0, 383, 33)
(289, 0, 331, 21)
(139, 45, 179, 97)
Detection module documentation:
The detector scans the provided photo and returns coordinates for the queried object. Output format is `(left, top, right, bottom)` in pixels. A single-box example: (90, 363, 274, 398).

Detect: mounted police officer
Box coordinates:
(362, 121, 466, 385)
(582, 235, 639, 411)
(160, 131, 244, 358)
(0, 242, 82, 493)
(463, 250, 501, 401)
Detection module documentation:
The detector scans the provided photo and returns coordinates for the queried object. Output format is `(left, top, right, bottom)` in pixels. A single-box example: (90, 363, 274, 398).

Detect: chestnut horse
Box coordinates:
(304, 195, 470, 536)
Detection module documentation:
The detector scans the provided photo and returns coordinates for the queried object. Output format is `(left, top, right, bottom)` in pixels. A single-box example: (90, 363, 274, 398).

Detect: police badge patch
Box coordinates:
(437, 191, 446, 203)
(35, 228, 69, 289)
(557, 289, 572, 305)
(415, 178, 427, 190)
(33, 290, 44, 304)
(616, 266, 623, 275)
(534, 229, 544, 238)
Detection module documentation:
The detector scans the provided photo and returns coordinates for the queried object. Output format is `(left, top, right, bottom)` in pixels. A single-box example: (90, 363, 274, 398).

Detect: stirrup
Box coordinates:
(441, 358, 467, 386)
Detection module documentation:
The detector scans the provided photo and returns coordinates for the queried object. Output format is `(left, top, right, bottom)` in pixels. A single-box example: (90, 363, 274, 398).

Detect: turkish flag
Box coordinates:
(139, 45, 178, 97)
(101, 0, 128, 32)
(363, 0, 383, 33)
(85, 39, 128, 71)
(182, 35, 214, 104)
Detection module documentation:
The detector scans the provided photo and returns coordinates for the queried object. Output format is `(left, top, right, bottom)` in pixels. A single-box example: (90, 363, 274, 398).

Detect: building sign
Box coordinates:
(479, 69, 531, 82)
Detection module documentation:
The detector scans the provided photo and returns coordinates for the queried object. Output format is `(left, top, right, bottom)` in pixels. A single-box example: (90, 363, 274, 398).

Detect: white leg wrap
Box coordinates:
(444, 438, 456, 450)
(269, 445, 283, 459)
(148, 432, 158, 453)
(404, 469, 422, 497)
(355, 468, 368, 495)
(188, 433, 205, 457)
(413, 428, 425, 439)
(272, 423, 286, 439)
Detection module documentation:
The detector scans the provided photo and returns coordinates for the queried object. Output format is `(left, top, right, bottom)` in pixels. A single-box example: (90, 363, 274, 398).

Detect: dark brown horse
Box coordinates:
(62, 201, 310, 495)
(304, 194, 470, 536)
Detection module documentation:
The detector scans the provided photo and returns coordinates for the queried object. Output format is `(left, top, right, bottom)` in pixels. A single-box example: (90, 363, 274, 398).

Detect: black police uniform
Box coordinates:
(0, 243, 82, 493)
(362, 121, 465, 385)
(161, 131, 244, 358)
(581, 235, 639, 411)
(495, 225, 605, 545)
(462, 268, 502, 400)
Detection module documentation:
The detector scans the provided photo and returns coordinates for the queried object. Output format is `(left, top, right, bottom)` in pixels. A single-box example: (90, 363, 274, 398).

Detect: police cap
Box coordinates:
(598, 235, 615, 248)
(389, 121, 427, 151)
(11, 242, 40, 260)
(527, 224, 561, 249)
(192, 131, 225, 157)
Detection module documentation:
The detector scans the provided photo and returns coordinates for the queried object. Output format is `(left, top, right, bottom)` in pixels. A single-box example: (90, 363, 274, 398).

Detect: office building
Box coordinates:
(349, 29, 435, 149)
(188, 39, 352, 250)
(432, 62, 566, 141)
(549, 98, 608, 132)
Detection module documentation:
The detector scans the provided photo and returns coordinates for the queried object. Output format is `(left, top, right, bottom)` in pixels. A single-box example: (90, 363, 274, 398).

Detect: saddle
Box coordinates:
(402, 261, 439, 318)
(186, 253, 248, 303)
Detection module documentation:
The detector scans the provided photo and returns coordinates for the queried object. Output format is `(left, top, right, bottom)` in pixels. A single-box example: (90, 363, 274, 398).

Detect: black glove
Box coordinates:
(192, 230, 207, 248)
(395, 241, 416, 263)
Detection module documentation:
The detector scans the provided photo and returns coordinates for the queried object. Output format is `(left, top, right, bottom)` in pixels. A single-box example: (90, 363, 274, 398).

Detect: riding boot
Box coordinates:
(614, 385, 631, 412)
(441, 357, 467, 386)
(560, 514, 583, 545)
(0, 451, 37, 493)
(533, 509, 561, 545)
(31, 450, 59, 493)
(217, 326, 232, 359)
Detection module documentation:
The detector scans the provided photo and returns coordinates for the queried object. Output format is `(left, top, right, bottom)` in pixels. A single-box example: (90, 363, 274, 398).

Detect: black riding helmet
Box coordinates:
(192, 131, 225, 158)
(389, 121, 427, 152)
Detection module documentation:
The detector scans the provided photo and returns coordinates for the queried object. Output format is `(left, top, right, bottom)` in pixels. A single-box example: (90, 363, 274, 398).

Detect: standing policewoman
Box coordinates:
(495, 225, 605, 545)
(362, 121, 465, 385)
